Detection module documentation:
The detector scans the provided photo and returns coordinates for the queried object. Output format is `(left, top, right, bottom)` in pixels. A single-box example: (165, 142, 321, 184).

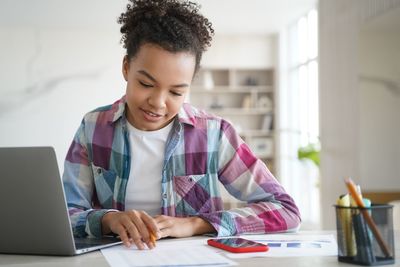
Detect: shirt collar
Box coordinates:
(111, 96, 126, 123)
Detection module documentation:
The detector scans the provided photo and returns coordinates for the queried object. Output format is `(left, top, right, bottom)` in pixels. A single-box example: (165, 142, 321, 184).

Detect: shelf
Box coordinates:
(191, 85, 274, 93)
(209, 108, 272, 115)
(239, 129, 274, 137)
(190, 67, 276, 174)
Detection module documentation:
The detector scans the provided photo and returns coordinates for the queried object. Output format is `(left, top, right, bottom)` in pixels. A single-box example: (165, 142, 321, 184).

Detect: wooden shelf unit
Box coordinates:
(190, 67, 276, 172)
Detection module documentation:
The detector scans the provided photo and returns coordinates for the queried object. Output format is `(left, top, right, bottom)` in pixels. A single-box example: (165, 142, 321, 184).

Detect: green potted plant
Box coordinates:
(297, 141, 320, 166)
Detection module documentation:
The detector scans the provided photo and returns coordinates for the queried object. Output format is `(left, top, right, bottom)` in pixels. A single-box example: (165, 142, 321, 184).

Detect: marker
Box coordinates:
(336, 193, 356, 256)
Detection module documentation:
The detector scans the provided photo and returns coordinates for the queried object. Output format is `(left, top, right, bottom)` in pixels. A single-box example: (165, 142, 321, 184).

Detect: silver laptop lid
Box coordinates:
(0, 147, 76, 255)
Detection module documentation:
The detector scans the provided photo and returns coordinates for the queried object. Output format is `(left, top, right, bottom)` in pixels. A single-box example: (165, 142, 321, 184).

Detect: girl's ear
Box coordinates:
(122, 56, 129, 81)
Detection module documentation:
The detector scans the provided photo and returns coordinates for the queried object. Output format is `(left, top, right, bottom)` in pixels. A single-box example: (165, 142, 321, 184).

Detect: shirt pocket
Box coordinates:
(173, 174, 214, 215)
(91, 164, 117, 208)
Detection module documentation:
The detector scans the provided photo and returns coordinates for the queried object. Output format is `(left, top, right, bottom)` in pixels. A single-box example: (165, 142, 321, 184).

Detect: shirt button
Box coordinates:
(188, 177, 193, 182)
(97, 168, 102, 174)
(163, 193, 167, 198)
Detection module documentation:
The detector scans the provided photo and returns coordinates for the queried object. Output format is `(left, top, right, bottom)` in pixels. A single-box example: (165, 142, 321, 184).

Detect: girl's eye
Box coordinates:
(139, 81, 153, 88)
(170, 91, 183, 96)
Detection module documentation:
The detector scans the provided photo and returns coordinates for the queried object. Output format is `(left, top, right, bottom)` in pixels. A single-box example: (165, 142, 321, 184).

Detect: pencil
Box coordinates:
(147, 227, 156, 247)
(149, 232, 156, 245)
(344, 178, 391, 257)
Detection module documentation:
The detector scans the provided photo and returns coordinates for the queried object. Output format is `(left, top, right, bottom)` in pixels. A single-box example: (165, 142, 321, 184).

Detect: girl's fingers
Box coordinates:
(130, 214, 148, 236)
(122, 217, 145, 250)
(158, 227, 170, 238)
(153, 215, 174, 238)
(141, 213, 160, 239)
(154, 215, 172, 229)
(129, 212, 156, 248)
(107, 210, 160, 249)
(116, 224, 131, 247)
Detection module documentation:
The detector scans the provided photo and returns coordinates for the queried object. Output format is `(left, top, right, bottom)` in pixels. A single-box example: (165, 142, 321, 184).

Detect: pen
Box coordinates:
(344, 178, 391, 257)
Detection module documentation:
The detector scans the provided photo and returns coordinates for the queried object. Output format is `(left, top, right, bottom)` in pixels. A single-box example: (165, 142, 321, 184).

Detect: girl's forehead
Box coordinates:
(127, 44, 196, 83)
(135, 44, 194, 60)
(131, 45, 195, 69)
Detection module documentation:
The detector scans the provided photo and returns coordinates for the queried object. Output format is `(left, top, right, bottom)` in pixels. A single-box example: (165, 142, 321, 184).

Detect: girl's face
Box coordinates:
(123, 43, 196, 131)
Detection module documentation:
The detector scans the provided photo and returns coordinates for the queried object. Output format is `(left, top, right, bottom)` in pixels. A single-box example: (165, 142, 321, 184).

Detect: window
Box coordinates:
(279, 9, 319, 229)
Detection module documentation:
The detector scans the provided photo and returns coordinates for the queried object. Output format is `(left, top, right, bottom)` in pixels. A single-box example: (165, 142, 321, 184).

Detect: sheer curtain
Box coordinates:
(278, 9, 320, 229)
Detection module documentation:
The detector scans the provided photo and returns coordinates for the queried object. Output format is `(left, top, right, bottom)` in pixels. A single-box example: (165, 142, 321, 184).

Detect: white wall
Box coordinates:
(0, 27, 126, 171)
(0, 25, 277, 173)
(319, 0, 400, 229)
(358, 31, 400, 190)
(202, 34, 277, 69)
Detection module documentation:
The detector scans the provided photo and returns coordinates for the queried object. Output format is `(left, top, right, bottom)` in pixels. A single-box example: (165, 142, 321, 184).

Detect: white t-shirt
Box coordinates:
(124, 121, 173, 216)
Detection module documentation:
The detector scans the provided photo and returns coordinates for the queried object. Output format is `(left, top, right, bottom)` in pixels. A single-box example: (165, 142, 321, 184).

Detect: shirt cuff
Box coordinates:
(86, 209, 118, 237)
(198, 211, 237, 237)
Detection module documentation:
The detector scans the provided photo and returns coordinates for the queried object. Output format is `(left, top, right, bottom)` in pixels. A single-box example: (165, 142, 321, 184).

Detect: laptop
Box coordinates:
(0, 147, 122, 256)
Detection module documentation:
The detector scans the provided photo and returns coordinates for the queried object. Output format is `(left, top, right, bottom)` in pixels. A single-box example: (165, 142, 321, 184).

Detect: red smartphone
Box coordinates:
(207, 237, 269, 253)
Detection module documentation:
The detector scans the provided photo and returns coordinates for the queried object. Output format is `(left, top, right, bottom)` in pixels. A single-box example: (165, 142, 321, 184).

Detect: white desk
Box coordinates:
(1, 231, 399, 267)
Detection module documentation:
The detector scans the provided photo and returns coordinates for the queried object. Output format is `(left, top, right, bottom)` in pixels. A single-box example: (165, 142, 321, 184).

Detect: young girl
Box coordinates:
(63, 0, 300, 250)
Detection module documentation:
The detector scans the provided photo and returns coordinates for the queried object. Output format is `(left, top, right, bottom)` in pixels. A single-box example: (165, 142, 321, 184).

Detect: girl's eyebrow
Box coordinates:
(137, 70, 189, 88)
(137, 70, 157, 82)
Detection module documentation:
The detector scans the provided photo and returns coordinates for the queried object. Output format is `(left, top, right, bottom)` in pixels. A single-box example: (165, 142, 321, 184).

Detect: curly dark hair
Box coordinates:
(118, 0, 214, 73)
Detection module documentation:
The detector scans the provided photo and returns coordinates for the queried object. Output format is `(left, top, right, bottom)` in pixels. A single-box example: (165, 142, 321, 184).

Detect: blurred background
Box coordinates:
(0, 0, 399, 231)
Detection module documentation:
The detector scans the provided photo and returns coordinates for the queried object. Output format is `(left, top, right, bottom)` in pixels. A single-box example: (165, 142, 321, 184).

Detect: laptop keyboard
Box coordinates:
(75, 236, 121, 250)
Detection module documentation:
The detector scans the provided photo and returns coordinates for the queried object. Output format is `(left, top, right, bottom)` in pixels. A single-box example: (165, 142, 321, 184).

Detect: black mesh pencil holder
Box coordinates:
(335, 204, 395, 266)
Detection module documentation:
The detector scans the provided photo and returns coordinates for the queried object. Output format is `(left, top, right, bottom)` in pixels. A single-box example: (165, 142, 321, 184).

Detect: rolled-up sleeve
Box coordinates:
(199, 120, 301, 236)
(62, 120, 111, 238)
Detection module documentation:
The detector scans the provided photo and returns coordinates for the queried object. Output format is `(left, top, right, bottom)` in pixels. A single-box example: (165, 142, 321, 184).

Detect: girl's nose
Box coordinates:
(148, 90, 167, 109)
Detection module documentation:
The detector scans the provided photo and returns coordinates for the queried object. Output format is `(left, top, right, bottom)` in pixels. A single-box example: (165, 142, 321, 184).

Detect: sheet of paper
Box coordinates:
(101, 238, 237, 267)
(224, 234, 338, 258)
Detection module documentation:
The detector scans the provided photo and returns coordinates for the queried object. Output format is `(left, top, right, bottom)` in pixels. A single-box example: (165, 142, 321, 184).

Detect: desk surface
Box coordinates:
(1, 231, 399, 267)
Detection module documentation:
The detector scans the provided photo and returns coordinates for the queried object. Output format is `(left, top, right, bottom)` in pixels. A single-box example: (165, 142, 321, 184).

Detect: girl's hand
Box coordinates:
(153, 215, 215, 238)
(101, 210, 160, 249)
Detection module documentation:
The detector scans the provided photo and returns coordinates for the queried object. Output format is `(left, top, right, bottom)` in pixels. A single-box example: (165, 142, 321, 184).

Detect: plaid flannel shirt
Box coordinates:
(62, 96, 301, 238)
